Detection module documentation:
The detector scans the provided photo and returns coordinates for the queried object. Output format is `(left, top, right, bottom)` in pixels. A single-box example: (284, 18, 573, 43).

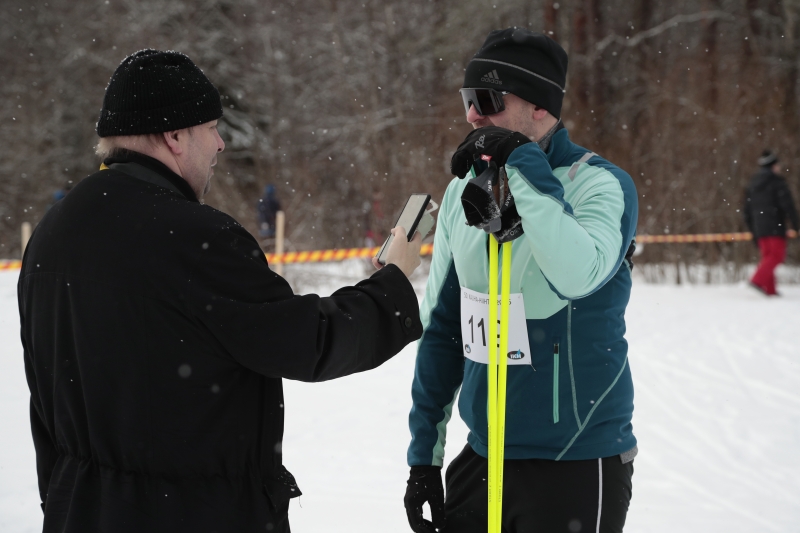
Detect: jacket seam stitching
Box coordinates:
(413, 257, 460, 466)
(506, 164, 579, 224)
(567, 301, 581, 428)
(432, 385, 461, 467)
(556, 356, 629, 461)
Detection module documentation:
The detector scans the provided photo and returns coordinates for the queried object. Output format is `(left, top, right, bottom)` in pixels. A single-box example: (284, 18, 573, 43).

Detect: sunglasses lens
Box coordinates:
(460, 90, 480, 114)
(460, 88, 505, 116)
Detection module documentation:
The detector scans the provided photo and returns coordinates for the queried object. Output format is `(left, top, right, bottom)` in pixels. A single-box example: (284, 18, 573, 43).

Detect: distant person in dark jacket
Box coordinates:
(257, 184, 281, 237)
(45, 183, 72, 211)
(19, 49, 423, 533)
(743, 150, 799, 295)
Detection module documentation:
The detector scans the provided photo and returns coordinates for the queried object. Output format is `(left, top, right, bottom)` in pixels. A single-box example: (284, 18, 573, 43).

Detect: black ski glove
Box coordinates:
(450, 126, 532, 179)
(494, 189, 525, 243)
(459, 158, 526, 243)
(404, 466, 445, 533)
(461, 161, 503, 234)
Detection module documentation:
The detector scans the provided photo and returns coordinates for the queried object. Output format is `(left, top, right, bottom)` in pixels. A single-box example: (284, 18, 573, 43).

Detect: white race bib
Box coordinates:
(460, 287, 532, 366)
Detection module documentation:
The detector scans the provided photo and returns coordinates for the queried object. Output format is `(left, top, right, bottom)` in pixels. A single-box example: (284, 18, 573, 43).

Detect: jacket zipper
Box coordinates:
(553, 342, 560, 424)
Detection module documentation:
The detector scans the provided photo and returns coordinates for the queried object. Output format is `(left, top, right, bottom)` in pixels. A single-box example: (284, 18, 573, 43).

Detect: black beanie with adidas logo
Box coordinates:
(463, 28, 568, 118)
(96, 49, 223, 137)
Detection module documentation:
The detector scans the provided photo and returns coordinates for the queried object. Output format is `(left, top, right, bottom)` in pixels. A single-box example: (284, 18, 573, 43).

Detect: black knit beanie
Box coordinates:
(757, 150, 778, 167)
(463, 28, 568, 118)
(96, 49, 223, 137)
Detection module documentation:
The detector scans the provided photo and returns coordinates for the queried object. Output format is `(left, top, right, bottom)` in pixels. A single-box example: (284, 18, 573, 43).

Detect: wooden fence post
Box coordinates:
(275, 211, 285, 276)
(21, 222, 32, 258)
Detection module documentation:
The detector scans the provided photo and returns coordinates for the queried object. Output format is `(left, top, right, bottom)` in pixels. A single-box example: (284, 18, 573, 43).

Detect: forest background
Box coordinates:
(2, 0, 799, 275)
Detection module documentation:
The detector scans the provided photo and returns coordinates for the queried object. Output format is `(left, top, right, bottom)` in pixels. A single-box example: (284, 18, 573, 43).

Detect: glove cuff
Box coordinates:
(410, 465, 442, 474)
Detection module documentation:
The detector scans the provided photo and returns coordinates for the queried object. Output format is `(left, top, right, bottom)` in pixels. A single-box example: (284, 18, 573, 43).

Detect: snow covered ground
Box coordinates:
(1, 263, 799, 532)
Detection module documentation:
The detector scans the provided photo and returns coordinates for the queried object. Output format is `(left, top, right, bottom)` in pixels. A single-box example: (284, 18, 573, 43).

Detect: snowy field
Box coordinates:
(1, 263, 799, 532)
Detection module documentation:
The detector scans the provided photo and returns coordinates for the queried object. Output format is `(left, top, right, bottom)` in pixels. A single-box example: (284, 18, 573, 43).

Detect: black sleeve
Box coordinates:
(21, 330, 58, 511)
(776, 180, 800, 230)
(29, 399, 58, 511)
(188, 224, 422, 382)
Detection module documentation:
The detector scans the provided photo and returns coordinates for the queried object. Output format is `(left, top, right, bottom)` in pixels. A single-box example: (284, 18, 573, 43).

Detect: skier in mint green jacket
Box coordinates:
(403, 29, 638, 533)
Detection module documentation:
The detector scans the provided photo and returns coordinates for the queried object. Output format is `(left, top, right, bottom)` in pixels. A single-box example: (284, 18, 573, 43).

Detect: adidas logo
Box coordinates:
(480, 69, 502, 85)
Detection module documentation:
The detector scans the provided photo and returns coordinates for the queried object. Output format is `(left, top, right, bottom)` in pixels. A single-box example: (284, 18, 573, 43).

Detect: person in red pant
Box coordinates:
(743, 150, 799, 295)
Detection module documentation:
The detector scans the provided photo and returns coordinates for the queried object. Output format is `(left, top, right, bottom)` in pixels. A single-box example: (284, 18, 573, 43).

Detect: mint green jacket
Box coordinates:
(408, 128, 638, 465)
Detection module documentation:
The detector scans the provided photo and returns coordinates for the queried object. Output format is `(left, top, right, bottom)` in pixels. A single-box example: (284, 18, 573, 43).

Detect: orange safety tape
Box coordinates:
(0, 260, 22, 270)
(265, 232, 785, 263)
(1, 233, 793, 270)
(266, 243, 435, 264)
(636, 232, 754, 244)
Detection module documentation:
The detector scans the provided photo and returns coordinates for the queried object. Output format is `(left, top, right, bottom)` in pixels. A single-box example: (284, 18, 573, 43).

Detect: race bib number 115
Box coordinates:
(460, 287, 532, 366)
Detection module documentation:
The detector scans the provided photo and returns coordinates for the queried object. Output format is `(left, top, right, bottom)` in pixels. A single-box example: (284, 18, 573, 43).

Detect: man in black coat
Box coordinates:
(19, 49, 423, 533)
(743, 150, 799, 295)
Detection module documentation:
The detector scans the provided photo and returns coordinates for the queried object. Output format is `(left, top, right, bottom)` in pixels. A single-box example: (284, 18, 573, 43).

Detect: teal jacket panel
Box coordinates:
(408, 128, 638, 466)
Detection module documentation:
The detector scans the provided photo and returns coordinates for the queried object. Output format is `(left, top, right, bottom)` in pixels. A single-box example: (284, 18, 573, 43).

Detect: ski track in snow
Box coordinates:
(1, 267, 799, 532)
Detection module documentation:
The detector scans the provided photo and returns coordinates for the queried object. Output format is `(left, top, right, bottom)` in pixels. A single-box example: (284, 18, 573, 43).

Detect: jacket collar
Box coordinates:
(103, 150, 199, 202)
(545, 127, 575, 169)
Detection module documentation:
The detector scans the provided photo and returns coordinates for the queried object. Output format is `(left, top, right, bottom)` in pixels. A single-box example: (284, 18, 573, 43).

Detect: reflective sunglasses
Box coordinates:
(459, 88, 509, 116)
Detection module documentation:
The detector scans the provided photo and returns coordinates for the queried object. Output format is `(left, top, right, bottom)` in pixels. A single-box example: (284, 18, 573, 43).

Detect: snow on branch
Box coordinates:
(595, 11, 737, 53)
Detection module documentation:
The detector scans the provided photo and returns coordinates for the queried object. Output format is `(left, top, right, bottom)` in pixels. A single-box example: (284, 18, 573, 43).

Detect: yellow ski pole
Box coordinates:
(496, 241, 512, 532)
(488, 237, 512, 533)
(487, 235, 499, 533)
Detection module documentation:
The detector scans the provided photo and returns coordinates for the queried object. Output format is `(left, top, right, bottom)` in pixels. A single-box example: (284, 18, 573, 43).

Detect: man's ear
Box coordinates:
(532, 105, 549, 121)
(162, 130, 183, 155)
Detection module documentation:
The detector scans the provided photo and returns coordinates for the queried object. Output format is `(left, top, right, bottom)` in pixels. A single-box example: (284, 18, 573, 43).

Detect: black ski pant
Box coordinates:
(443, 444, 633, 533)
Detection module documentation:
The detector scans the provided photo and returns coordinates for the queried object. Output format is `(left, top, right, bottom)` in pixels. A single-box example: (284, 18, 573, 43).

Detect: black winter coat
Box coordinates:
(743, 168, 799, 239)
(19, 151, 422, 533)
